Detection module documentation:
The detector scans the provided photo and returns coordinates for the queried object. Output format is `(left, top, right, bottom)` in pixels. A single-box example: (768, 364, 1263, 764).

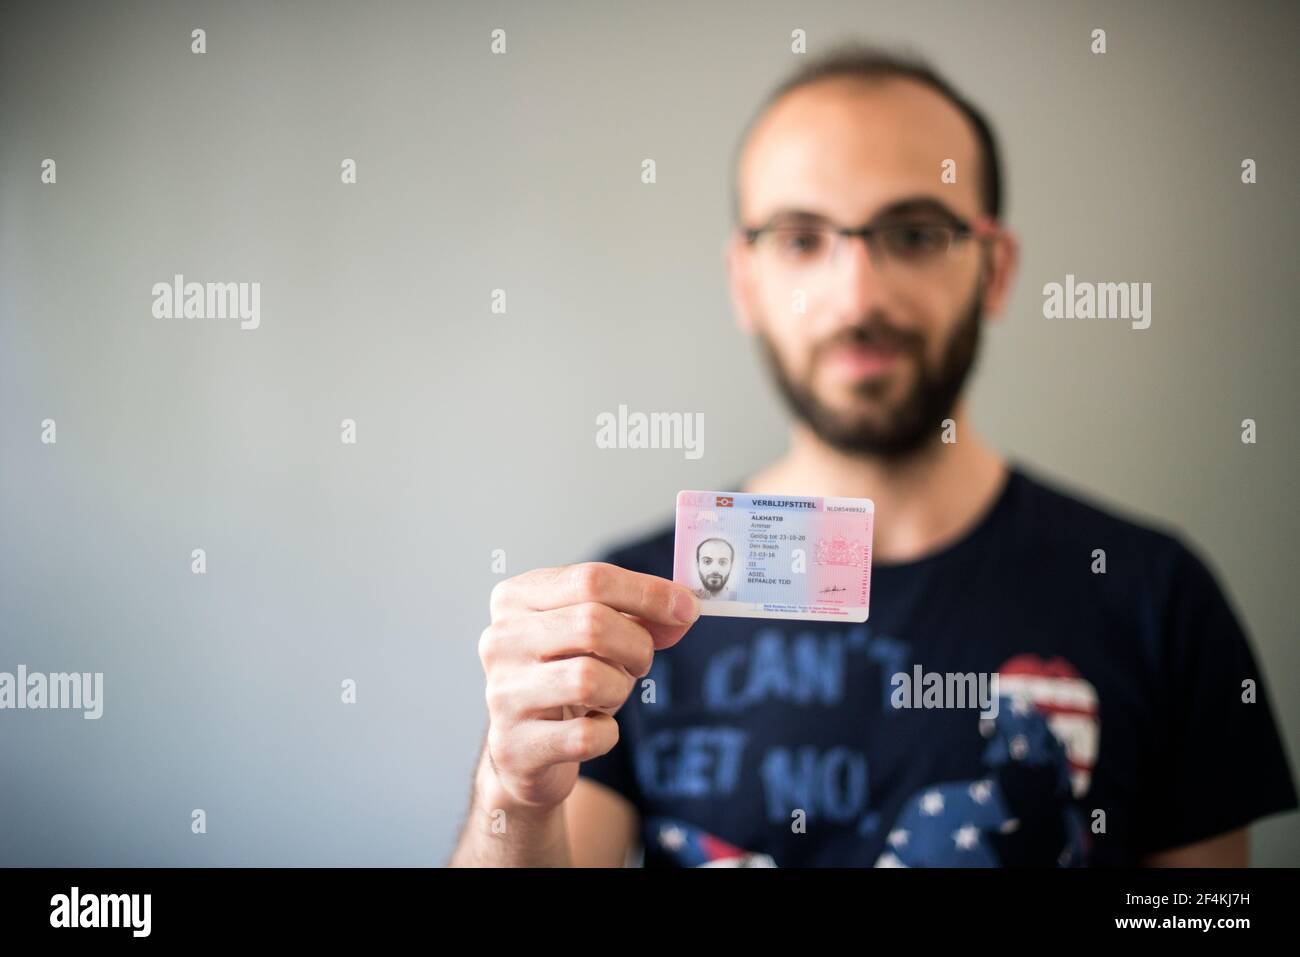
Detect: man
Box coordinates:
(452, 46, 1296, 867)
(694, 538, 737, 601)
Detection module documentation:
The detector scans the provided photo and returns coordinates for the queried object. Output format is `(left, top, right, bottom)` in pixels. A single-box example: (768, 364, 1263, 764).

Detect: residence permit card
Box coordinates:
(673, 490, 874, 622)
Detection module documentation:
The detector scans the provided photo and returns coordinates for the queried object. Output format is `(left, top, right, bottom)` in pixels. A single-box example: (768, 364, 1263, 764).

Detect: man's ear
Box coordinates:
(724, 230, 758, 335)
(980, 228, 1020, 320)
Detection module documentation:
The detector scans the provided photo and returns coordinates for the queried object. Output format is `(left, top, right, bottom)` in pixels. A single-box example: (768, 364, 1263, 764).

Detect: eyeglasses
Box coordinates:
(743, 213, 998, 280)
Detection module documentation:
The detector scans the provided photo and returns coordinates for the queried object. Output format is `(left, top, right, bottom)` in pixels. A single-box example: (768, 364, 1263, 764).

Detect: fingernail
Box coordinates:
(672, 590, 699, 624)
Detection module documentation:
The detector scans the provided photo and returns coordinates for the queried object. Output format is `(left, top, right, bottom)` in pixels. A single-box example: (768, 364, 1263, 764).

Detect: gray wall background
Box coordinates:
(1, 0, 1296, 865)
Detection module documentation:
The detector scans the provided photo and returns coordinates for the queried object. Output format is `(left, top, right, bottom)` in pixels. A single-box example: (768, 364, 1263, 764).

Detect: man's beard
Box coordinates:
(757, 293, 983, 459)
(702, 572, 728, 591)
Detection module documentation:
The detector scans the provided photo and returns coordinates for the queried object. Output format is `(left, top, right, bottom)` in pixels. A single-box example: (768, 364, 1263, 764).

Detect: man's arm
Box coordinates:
(564, 778, 639, 867)
(1133, 540, 1298, 862)
(1142, 827, 1248, 867)
(450, 745, 572, 867)
(449, 747, 639, 867)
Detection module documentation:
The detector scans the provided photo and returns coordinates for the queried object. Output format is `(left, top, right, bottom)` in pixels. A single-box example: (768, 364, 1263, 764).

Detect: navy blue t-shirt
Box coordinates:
(577, 463, 1297, 866)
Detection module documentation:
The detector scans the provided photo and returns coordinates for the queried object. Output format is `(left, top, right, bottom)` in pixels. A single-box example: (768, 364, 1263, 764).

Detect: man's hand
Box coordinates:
(476, 562, 700, 813)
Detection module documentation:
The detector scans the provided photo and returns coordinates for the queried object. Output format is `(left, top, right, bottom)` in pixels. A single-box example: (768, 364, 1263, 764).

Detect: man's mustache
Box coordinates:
(812, 319, 924, 364)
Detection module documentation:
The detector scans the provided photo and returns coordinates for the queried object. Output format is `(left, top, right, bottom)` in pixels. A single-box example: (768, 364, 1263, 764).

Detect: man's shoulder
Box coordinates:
(1012, 463, 1180, 547)
(1009, 462, 1208, 586)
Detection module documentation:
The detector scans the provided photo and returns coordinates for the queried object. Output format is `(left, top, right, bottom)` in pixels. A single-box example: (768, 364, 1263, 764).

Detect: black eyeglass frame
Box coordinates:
(742, 212, 1000, 252)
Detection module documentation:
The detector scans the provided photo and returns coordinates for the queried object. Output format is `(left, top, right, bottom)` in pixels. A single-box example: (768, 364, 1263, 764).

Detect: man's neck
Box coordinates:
(741, 405, 1008, 564)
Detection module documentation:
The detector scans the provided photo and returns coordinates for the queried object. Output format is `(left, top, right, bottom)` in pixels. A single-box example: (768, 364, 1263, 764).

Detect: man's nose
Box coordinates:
(826, 233, 892, 320)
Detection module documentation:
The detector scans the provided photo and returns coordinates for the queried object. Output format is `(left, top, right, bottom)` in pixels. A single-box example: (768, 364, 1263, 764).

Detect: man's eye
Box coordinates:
(883, 224, 952, 258)
(773, 229, 827, 257)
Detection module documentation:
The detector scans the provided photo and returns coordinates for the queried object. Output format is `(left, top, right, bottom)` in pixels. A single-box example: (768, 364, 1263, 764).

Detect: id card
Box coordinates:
(673, 490, 874, 622)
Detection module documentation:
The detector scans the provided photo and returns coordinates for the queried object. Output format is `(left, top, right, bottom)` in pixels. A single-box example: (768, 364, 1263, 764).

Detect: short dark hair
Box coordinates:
(696, 537, 734, 563)
(731, 43, 1003, 222)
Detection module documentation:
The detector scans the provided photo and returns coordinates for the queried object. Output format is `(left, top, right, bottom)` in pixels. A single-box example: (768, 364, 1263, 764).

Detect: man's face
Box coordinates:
(730, 78, 1011, 457)
(697, 540, 734, 593)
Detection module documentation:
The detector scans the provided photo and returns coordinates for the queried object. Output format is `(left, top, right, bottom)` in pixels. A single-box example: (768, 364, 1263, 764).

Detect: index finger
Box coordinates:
(498, 562, 700, 628)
